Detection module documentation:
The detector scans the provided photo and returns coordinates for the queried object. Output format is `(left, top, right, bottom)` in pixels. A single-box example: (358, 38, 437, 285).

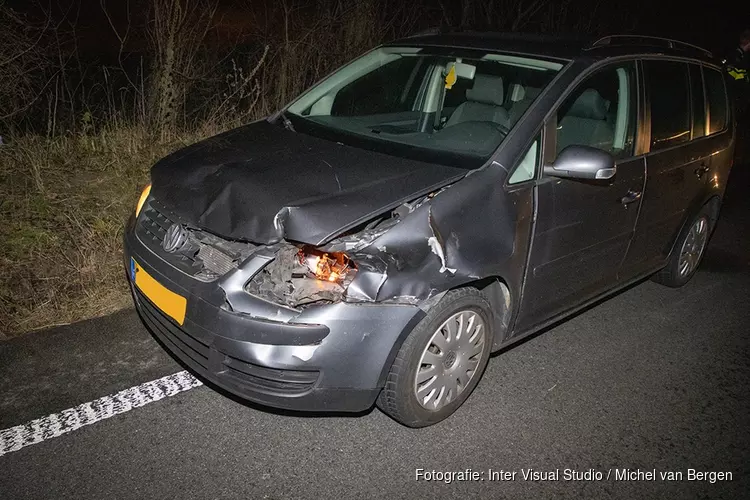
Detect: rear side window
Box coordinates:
(704, 68, 729, 134)
(689, 64, 706, 139)
(644, 60, 691, 151)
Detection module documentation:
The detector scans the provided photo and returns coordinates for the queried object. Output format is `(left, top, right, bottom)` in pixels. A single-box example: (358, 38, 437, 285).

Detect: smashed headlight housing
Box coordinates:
(296, 247, 356, 284)
(245, 244, 357, 307)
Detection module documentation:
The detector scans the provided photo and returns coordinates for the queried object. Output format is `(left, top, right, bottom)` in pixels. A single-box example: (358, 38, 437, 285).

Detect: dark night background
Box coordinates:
(6, 0, 747, 52)
(1, 0, 747, 136)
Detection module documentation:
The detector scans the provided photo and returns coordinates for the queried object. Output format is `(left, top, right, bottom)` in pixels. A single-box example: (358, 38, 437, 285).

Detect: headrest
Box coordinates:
(566, 88, 609, 120)
(466, 74, 504, 106)
(510, 84, 525, 102)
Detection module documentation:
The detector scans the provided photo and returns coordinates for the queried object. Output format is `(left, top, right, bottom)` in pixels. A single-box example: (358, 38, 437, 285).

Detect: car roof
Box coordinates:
(386, 31, 718, 65)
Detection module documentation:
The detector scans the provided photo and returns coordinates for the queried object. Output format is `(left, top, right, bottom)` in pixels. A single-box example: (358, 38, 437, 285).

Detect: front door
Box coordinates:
(515, 61, 645, 333)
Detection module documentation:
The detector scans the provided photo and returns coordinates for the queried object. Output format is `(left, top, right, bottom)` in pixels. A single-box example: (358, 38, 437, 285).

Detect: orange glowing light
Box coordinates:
(298, 248, 354, 283)
(309, 255, 320, 271)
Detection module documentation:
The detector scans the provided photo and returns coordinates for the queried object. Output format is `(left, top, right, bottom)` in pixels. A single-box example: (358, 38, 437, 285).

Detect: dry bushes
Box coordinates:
(0, 128, 210, 336)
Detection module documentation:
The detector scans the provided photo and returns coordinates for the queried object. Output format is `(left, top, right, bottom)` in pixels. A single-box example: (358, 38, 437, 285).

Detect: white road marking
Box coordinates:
(0, 370, 202, 457)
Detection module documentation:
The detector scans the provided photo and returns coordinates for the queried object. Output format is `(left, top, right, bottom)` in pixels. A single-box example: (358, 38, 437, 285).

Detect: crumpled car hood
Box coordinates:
(150, 120, 467, 245)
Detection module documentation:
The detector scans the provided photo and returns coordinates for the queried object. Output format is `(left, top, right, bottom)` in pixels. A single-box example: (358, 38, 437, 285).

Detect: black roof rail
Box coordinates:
(589, 35, 713, 58)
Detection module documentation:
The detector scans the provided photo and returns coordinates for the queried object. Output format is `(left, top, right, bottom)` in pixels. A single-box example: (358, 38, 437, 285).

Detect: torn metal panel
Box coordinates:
(319, 219, 398, 253)
(344, 253, 389, 302)
(244, 244, 298, 306)
(335, 163, 525, 305)
(427, 207, 457, 274)
(150, 120, 466, 246)
(427, 236, 456, 274)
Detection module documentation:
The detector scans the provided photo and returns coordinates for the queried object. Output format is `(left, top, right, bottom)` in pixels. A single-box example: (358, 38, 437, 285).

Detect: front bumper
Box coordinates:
(124, 219, 424, 412)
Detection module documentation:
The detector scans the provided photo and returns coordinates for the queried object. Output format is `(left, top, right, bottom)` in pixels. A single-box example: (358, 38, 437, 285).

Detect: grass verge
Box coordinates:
(0, 127, 210, 338)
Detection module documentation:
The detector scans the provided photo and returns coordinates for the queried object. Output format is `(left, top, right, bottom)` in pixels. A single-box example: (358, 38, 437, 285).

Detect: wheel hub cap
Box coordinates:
(678, 216, 709, 278)
(414, 310, 487, 411)
(444, 351, 457, 369)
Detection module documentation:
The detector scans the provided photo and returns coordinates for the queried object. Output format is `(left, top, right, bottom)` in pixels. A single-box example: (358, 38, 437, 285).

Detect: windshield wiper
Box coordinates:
(278, 111, 295, 132)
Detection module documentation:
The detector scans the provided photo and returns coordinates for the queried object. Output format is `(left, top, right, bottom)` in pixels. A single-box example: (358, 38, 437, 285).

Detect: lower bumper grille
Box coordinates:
(134, 288, 319, 396)
(135, 288, 210, 367)
(222, 356, 319, 394)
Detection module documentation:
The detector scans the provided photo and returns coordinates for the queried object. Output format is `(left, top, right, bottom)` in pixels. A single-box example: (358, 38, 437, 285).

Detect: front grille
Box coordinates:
(135, 197, 256, 281)
(135, 287, 319, 397)
(136, 197, 178, 251)
(136, 198, 205, 277)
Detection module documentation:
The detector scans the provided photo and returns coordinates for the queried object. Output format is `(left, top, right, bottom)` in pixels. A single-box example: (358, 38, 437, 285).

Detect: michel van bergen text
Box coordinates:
(415, 468, 733, 483)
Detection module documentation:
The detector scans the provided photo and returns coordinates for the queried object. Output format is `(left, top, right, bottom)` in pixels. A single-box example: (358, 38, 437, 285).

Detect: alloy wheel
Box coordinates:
(678, 216, 709, 277)
(414, 310, 487, 411)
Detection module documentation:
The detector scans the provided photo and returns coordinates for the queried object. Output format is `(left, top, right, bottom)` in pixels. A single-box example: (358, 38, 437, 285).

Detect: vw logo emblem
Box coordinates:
(162, 224, 188, 253)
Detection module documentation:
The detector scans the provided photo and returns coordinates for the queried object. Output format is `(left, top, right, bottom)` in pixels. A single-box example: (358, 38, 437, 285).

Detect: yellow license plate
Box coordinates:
(132, 258, 187, 325)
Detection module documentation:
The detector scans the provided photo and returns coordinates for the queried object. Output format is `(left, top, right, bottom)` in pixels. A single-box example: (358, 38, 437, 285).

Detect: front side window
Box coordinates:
(508, 135, 540, 184)
(704, 67, 729, 134)
(644, 60, 691, 151)
(286, 47, 562, 167)
(555, 63, 636, 160)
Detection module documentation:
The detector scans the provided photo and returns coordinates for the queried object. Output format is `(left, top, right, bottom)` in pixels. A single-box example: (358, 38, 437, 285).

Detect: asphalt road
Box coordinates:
(1, 165, 749, 500)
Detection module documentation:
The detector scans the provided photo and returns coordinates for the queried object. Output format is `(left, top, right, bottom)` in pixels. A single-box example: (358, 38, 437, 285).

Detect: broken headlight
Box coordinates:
(244, 244, 357, 307)
(296, 247, 356, 284)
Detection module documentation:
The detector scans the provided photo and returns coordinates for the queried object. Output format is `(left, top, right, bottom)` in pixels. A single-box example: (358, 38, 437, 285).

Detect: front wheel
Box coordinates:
(652, 206, 713, 288)
(376, 288, 494, 427)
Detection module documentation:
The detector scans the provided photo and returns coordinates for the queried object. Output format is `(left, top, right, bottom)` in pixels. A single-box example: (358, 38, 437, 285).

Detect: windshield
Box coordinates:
(286, 46, 562, 167)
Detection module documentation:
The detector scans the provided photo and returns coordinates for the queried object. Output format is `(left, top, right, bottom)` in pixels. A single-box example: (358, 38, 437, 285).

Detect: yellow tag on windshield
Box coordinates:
(445, 64, 457, 89)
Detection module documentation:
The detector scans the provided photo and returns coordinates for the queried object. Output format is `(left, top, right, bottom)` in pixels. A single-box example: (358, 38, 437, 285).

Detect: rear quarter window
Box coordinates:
(703, 67, 729, 134)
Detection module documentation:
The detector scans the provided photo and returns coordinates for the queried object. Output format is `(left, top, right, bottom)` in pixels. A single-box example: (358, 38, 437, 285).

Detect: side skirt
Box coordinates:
(491, 264, 664, 354)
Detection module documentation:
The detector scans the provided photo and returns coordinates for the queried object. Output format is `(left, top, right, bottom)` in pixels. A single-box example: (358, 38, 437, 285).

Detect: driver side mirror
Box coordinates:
(543, 145, 616, 180)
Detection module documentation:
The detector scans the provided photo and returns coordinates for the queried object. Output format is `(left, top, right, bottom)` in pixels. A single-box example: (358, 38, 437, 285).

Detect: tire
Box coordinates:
(376, 287, 494, 428)
(652, 205, 714, 288)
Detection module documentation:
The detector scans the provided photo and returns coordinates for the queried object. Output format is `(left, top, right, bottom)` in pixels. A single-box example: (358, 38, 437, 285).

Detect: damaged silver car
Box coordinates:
(125, 32, 734, 427)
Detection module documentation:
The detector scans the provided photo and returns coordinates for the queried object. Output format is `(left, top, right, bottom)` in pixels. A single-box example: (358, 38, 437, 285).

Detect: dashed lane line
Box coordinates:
(0, 370, 203, 457)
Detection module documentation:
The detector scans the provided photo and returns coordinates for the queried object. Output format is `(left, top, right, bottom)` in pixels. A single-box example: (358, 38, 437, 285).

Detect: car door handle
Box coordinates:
(620, 189, 642, 206)
(694, 164, 710, 178)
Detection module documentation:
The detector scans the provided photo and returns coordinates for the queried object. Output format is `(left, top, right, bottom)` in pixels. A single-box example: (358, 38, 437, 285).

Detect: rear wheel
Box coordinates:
(376, 288, 494, 427)
(652, 205, 713, 288)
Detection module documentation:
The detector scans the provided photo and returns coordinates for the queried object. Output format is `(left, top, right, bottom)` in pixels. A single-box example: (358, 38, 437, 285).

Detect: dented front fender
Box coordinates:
(343, 163, 529, 305)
